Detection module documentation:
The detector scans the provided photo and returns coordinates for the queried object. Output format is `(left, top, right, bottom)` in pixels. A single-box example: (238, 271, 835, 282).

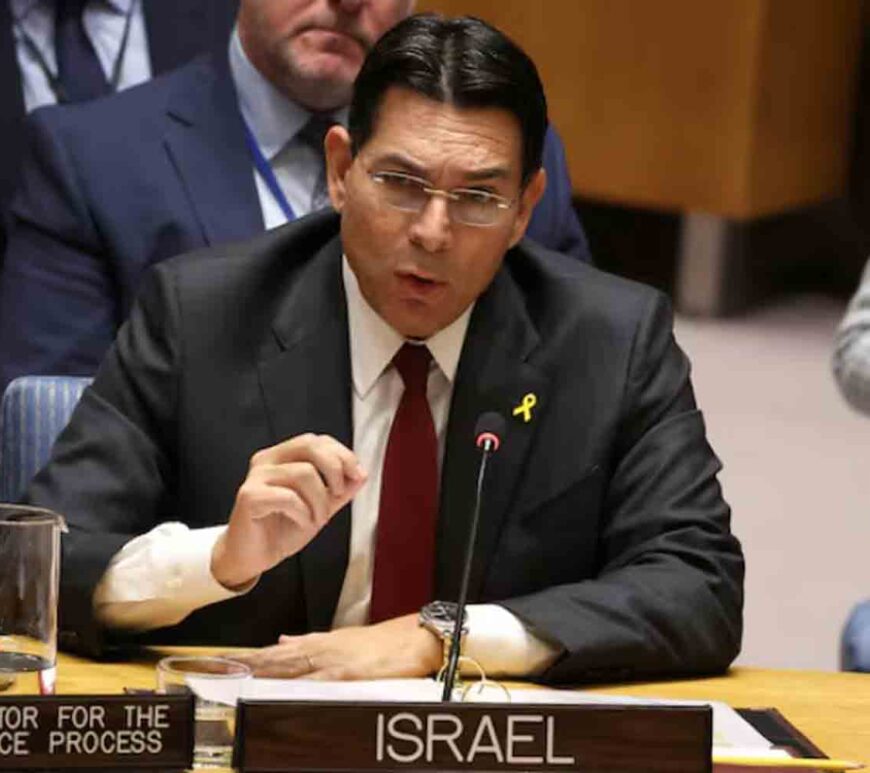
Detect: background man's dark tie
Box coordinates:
(55, 0, 111, 103)
(369, 344, 438, 623)
(297, 114, 335, 212)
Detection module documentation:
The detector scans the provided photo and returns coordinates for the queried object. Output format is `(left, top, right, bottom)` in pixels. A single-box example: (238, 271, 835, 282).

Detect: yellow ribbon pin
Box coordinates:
(512, 392, 537, 423)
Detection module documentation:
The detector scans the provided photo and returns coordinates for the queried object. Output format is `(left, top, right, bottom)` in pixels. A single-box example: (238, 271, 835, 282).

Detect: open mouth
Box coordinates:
(396, 270, 444, 296)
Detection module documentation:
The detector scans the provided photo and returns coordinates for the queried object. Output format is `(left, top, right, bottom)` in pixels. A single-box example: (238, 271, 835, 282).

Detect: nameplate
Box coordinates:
(236, 700, 712, 772)
(0, 694, 194, 770)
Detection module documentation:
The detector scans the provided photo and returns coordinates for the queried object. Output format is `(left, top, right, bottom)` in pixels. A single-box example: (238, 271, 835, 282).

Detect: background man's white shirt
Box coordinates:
(229, 29, 346, 228)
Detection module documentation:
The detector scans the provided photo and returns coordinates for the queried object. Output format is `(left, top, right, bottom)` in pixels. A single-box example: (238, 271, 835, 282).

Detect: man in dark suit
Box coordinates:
(0, 0, 238, 250)
(27, 14, 742, 684)
(0, 0, 587, 395)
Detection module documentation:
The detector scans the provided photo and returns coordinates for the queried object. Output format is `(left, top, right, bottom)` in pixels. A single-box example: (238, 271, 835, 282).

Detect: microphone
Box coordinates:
(441, 412, 506, 701)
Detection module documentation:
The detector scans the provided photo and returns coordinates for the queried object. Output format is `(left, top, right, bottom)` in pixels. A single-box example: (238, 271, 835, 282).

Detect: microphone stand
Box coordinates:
(440, 438, 496, 702)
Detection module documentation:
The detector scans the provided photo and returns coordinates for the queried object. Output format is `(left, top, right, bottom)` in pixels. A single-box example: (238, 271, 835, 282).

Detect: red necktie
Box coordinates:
(369, 344, 438, 623)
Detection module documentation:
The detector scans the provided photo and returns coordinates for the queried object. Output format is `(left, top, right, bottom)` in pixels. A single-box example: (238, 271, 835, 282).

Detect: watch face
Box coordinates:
(421, 601, 467, 638)
(426, 601, 459, 625)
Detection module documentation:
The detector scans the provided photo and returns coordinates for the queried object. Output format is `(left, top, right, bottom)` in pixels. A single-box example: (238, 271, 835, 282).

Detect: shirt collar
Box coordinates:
(228, 27, 348, 161)
(13, 0, 132, 22)
(342, 257, 473, 399)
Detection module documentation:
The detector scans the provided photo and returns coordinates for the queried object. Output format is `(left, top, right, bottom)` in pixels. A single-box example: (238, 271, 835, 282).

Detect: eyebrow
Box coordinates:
(370, 153, 513, 183)
(463, 167, 511, 183)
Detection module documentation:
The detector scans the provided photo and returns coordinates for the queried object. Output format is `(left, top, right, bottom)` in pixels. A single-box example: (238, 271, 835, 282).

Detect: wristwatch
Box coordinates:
(419, 601, 469, 660)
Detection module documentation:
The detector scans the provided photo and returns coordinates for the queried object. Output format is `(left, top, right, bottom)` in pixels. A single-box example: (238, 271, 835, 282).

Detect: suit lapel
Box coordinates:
(163, 57, 264, 246)
(257, 237, 352, 631)
(436, 262, 549, 602)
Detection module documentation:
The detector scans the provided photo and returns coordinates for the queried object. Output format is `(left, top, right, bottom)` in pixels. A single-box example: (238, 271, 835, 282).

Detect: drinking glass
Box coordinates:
(156, 655, 252, 769)
(0, 505, 67, 695)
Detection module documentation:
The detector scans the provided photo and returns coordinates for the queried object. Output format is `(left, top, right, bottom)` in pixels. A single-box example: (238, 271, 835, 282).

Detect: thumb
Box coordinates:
(329, 472, 367, 514)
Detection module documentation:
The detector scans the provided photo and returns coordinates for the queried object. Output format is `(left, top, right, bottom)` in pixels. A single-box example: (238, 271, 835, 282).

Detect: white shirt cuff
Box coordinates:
(463, 603, 562, 677)
(93, 523, 252, 631)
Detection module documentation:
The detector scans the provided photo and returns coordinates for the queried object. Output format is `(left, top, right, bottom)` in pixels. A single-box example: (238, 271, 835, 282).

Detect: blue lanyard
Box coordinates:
(243, 121, 296, 223)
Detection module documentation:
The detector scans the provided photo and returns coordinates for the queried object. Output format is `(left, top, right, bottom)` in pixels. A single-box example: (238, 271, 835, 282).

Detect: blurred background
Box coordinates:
(421, 0, 870, 672)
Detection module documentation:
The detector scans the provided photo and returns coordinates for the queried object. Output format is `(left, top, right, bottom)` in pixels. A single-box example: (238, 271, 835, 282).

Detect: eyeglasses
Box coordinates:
(368, 170, 514, 227)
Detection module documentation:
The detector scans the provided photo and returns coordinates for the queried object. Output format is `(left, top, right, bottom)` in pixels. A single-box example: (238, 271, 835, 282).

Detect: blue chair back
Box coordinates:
(0, 376, 92, 502)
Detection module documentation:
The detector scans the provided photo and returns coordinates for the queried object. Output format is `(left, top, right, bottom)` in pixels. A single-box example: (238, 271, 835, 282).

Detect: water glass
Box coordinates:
(156, 655, 252, 769)
(0, 505, 67, 695)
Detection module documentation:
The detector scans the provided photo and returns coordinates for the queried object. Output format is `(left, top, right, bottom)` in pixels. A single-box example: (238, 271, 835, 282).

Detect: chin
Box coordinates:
(387, 315, 437, 341)
(395, 314, 451, 341)
(296, 43, 362, 78)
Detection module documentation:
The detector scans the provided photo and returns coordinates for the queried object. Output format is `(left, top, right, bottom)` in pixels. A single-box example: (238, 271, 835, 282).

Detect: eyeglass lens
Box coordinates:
(373, 173, 507, 226)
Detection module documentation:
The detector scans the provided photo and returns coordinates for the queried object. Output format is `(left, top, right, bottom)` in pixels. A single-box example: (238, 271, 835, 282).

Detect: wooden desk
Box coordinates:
(53, 651, 870, 765)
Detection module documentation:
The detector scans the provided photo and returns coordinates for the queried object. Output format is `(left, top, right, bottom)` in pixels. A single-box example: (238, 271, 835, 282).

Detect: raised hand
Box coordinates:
(210, 434, 367, 589)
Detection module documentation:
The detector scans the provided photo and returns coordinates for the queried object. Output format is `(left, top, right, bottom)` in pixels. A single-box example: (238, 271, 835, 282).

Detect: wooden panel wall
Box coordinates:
(417, 0, 862, 219)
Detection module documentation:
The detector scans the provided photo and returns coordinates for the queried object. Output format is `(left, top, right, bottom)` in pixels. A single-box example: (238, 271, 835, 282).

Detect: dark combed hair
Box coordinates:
(348, 14, 548, 186)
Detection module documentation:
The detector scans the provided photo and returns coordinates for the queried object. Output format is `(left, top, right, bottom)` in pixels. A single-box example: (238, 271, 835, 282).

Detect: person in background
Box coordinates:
(27, 13, 742, 685)
(832, 257, 870, 672)
(0, 0, 588, 394)
(834, 256, 870, 414)
(0, 0, 238, 251)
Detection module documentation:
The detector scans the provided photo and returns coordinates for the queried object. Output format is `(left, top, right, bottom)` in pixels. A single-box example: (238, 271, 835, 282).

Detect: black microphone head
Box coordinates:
(474, 412, 505, 451)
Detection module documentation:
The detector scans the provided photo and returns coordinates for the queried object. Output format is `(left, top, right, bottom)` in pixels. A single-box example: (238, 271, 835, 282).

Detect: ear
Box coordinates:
(507, 167, 546, 248)
(325, 125, 354, 212)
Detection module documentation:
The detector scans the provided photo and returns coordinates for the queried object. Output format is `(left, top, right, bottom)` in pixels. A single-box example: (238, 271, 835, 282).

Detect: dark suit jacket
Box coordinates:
(0, 0, 239, 251)
(27, 211, 743, 685)
(0, 53, 589, 394)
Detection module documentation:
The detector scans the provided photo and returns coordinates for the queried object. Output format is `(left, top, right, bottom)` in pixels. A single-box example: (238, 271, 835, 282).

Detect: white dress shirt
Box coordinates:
(93, 259, 560, 677)
(228, 29, 347, 228)
(11, 0, 151, 113)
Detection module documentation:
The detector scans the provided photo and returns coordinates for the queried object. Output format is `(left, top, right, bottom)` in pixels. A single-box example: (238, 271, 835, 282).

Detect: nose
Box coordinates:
(408, 196, 453, 253)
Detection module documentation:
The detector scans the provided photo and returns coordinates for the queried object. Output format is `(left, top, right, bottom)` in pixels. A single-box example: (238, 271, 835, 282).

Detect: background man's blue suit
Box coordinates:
(0, 54, 590, 392)
(0, 0, 239, 249)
